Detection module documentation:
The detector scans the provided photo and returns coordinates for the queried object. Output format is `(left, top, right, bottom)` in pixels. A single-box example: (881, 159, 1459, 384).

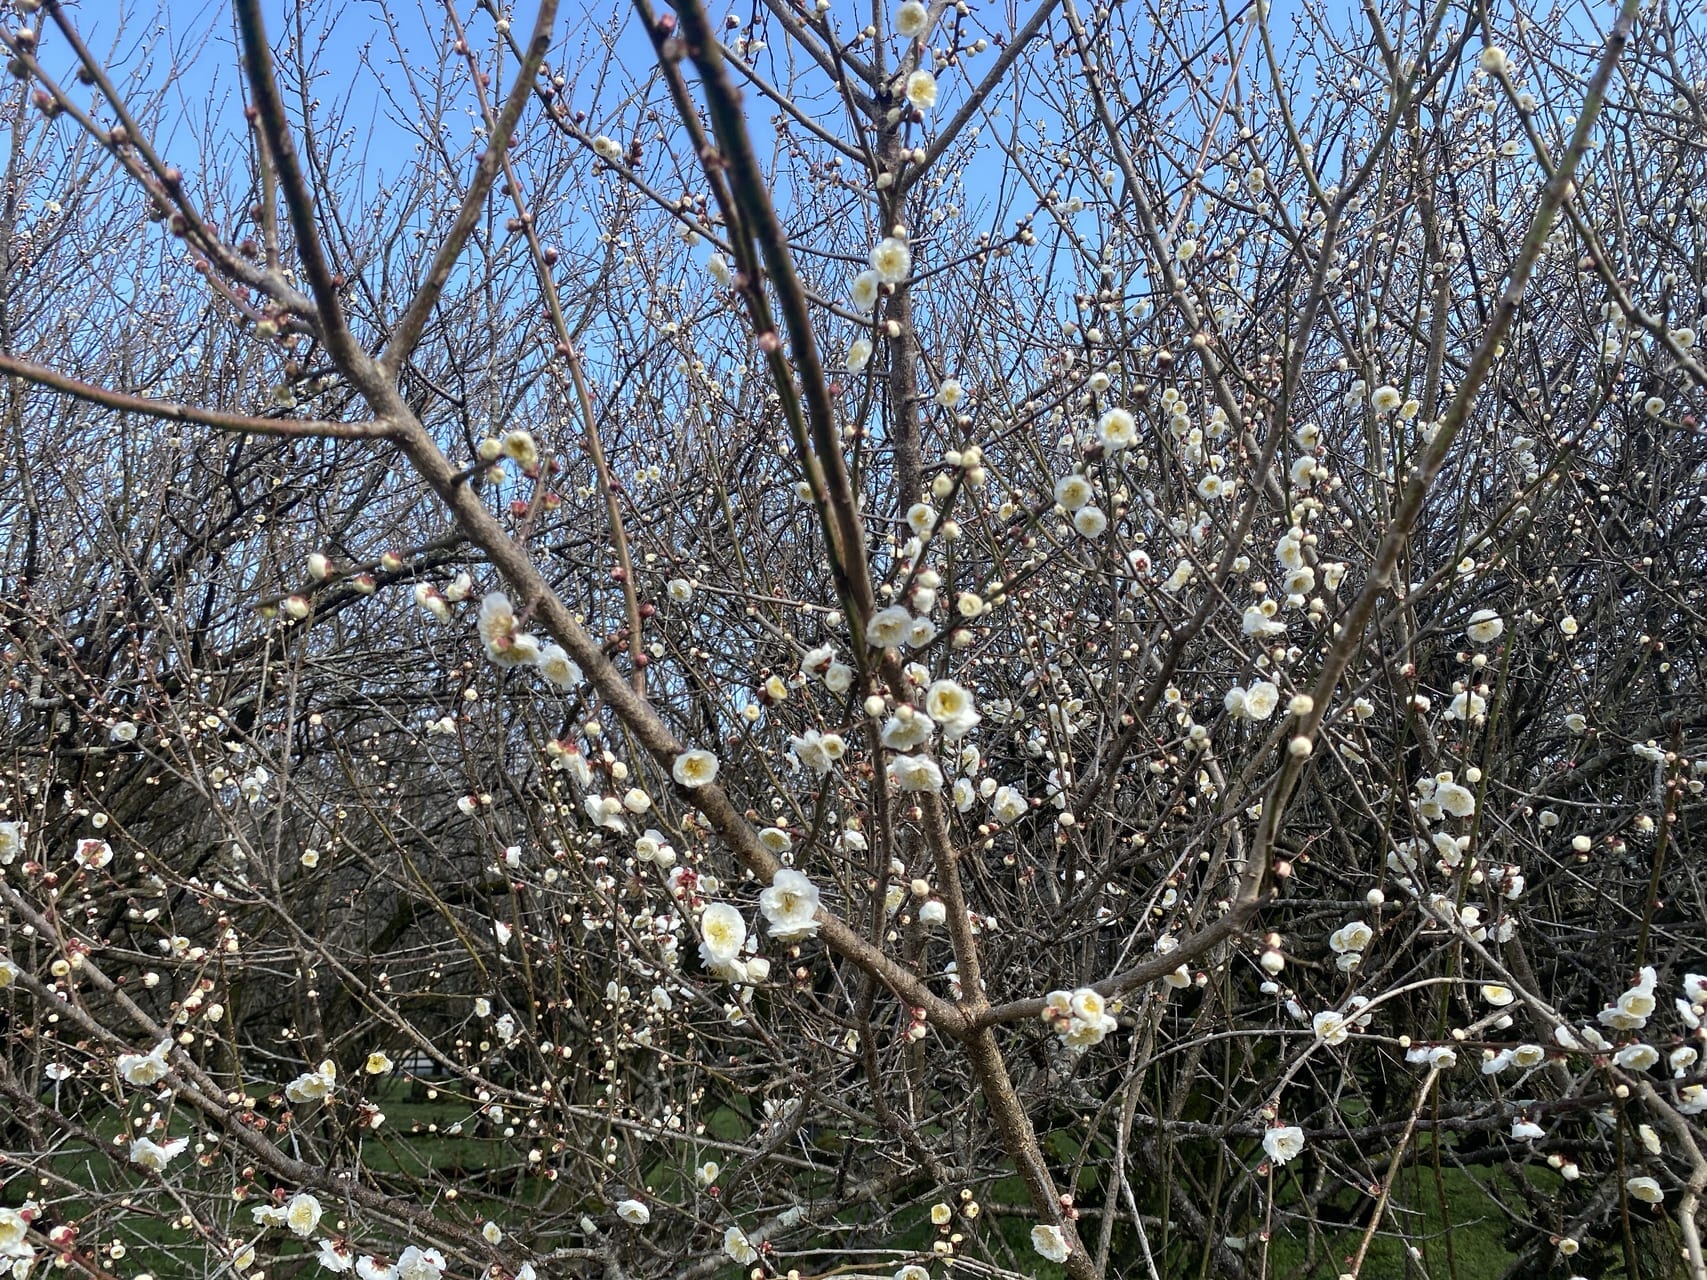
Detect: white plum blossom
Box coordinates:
(1613, 1043, 1660, 1070)
(1465, 609, 1505, 645)
(1243, 681, 1280, 720)
(1042, 987, 1118, 1050)
(117, 1041, 172, 1087)
(286, 1193, 323, 1237)
(286, 1060, 337, 1104)
(396, 1246, 446, 1280)
(1096, 406, 1138, 451)
(1600, 966, 1658, 1029)
(788, 729, 847, 774)
(671, 749, 719, 788)
(1625, 1176, 1664, 1205)
(1445, 689, 1486, 721)
(888, 753, 944, 792)
(869, 236, 911, 283)
(0, 1206, 34, 1263)
(1031, 1224, 1071, 1263)
(129, 1135, 189, 1172)
(1263, 1125, 1305, 1165)
(851, 270, 881, 310)
(905, 69, 938, 111)
(866, 605, 914, 648)
(537, 644, 582, 689)
(759, 870, 822, 942)
(924, 679, 980, 738)
(991, 785, 1029, 823)
(74, 838, 112, 870)
(699, 903, 747, 977)
(1328, 921, 1373, 954)
(723, 1226, 758, 1265)
(1073, 506, 1109, 538)
(1312, 1010, 1351, 1046)
(477, 592, 541, 668)
(615, 1199, 651, 1225)
(1054, 474, 1094, 511)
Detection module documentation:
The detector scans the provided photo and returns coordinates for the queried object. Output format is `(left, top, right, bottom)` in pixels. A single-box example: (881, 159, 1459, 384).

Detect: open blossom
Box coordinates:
(1312, 1010, 1351, 1045)
(1242, 681, 1280, 720)
(723, 1226, 758, 1265)
(905, 69, 937, 110)
(924, 679, 980, 738)
(286, 1060, 337, 1104)
(1614, 1042, 1659, 1070)
(1434, 777, 1477, 818)
(866, 604, 914, 648)
(1626, 1176, 1664, 1204)
(1042, 987, 1118, 1050)
(1242, 602, 1286, 636)
(1031, 1224, 1070, 1263)
(117, 1040, 172, 1087)
(699, 903, 747, 973)
(537, 644, 582, 690)
(1465, 609, 1504, 645)
(129, 1135, 189, 1172)
(869, 236, 911, 283)
(0, 1206, 34, 1260)
(671, 748, 718, 788)
(788, 729, 846, 774)
(396, 1246, 445, 1280)
(881, 710, 933, 751)
(1328, 921, 1373, 954)
(0, 821, 19, 863)
(477, 592, 540, 668)
(1096, 406, 1138, 451)
(75, 838, 113, 870)
(759, 870, 822, 942)
(851, 269, 882, 310)
(1054, 473, 1094, 510)
(615, 1199, 651, 1225)
(316, 1240, 356, 1274)
(888, 752, 944, 792)
(1601, 966, 1658, 1028)
(1445, 689, 1486, 721)
(991, 784, 1028, 823)
(1073, 506, 1108, 538)
(286, 1193, 323, 1237)
(847, 336, 873, 372)
(895, 0, 928, 36)
(1263, 1125, 1305, 1165)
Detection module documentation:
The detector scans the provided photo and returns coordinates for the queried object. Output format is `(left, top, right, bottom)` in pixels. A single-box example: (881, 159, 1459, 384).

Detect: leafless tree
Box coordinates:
(1, 0, 1704, 1277)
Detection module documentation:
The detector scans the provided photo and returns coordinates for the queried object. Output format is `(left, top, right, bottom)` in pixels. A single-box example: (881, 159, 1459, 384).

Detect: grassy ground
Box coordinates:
(19, 1089, 1673, 1280)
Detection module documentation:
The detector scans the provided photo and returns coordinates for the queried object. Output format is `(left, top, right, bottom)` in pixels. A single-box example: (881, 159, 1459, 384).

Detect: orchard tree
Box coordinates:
(1, 0, 1705, 1277)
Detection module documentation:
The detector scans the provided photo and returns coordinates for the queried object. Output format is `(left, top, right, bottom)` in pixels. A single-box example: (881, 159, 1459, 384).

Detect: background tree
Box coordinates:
(1, 0, 1705, 1277)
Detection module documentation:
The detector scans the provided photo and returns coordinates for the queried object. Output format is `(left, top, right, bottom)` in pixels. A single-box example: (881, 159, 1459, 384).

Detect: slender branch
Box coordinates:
(380, 0, 559, 378)
(0, 352, 394, 439)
